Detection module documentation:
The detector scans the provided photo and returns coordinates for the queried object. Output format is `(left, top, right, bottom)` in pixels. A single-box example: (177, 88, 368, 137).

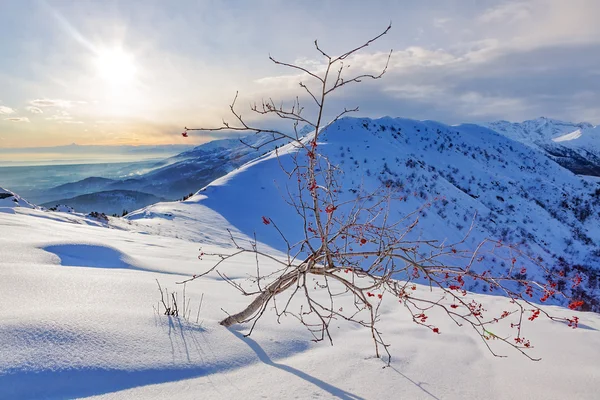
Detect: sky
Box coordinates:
(0, 0, 599, 148)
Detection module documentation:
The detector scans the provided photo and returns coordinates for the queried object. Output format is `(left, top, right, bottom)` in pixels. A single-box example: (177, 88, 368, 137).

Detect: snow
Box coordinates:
(1, 117, 600, 399)
(486, 117, 595, 144)
(553, 129, 583, 143)
(0, 207, 599, 399)
(0, 186, 36, 211)
(485, 118, 600, 177)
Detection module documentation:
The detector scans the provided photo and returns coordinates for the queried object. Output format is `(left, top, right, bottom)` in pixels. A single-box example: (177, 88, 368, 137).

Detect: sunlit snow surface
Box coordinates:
(2, 117, 600, 399)
(0, 205, 599, 400)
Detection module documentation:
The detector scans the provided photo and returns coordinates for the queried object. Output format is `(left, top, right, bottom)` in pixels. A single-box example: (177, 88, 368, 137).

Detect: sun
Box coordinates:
(94, 47, 136, 86)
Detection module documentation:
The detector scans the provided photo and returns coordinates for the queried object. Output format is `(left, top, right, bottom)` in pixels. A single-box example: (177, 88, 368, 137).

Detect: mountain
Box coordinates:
(1, 118, 599, 399)
(128, 116, 600, 310)
(45, 177, 118, 200)
(486, 117, 600, 176)
(42, 190, 167, 215)
(106, 131, 293, 199)
(41, 131, 293, 203)
(0, 186, 36, 210)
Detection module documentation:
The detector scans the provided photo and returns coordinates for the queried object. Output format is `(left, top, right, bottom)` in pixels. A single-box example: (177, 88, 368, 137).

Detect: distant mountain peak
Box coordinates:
(485, 117, 595, 143)
(484, 117, 600, 177)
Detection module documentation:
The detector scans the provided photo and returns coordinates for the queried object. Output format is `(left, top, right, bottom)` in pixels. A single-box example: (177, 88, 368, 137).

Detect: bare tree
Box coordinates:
(179, 24, 583, 364)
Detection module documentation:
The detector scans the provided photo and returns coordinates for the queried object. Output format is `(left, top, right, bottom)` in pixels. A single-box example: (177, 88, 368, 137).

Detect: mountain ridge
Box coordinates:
(485, 117, 600, 177)
(128, 116, 600, 310)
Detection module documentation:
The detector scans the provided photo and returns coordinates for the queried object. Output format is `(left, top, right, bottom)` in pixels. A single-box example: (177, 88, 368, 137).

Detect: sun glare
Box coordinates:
(94, 47, 136, 86)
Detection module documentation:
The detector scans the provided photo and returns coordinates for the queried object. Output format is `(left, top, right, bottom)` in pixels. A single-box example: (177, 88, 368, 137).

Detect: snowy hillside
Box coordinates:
(487, 117, 600, 176)
(1, 193, 599, 399)
(131, 117, 600, 310)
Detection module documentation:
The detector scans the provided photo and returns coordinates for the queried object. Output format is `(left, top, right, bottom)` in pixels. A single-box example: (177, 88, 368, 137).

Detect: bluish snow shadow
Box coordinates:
(43, 244, 142, 270)
(228, 328, 365, 400)
(42, 243, 182, 276)
(0, 366, 215, 400)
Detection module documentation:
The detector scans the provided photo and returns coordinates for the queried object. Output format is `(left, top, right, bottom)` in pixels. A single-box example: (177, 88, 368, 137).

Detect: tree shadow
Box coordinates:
(387, 365, 441, 400)
(227, 328, 365, 400)
(0, 318, 211, 400)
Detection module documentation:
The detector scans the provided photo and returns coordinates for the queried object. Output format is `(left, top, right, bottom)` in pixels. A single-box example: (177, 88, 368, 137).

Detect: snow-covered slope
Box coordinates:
(0, 186, 36, 211)
(1, 198, 599, 400)
(487, 117, 600, 176)
(130, 117, 600, 310)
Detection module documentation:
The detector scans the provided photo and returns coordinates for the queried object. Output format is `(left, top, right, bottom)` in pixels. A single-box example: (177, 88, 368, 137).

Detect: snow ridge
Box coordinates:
(0, 186, 36, 210)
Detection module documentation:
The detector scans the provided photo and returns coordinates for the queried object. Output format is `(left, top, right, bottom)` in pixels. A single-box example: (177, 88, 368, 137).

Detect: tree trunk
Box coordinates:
(220, 290, 273, 326)
(219, 272, 299, 327)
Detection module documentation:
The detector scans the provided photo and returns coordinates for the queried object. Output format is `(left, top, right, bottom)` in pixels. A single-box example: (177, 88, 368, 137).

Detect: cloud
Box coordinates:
(46, 110, 72, 121)
(29, 99, 86, 108)
(433, 17, 451, 29)
(0, 106, 16, 115)
(250, 2, 600, 126)
(25, 106, 43, 114)
(256, 47, 459, 90)
(384, 84, 446, 100)
(4, 117, 30, 122)
(478, 1, 531, 24)
(476, 0, 600, 49)
(1, 0, 599, 147)
(43, 110, 84, 124)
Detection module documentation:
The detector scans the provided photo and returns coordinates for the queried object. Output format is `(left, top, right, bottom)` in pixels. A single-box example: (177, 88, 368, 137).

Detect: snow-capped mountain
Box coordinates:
(486, 117, 594, 144)
(486, 117, 600, 176)
(129, 117, 600, 310)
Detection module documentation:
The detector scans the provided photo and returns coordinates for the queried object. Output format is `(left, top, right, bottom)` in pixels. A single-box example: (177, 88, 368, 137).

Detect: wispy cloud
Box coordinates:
(0, 106, 16, 115)
(478, 1, 531, 24)
(29, 99, 85, 108)
(25, 106, 43, 114)
(46, 110, 72, 121)
(4, 117, 30, 122)
(433, 17, 451, 29)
